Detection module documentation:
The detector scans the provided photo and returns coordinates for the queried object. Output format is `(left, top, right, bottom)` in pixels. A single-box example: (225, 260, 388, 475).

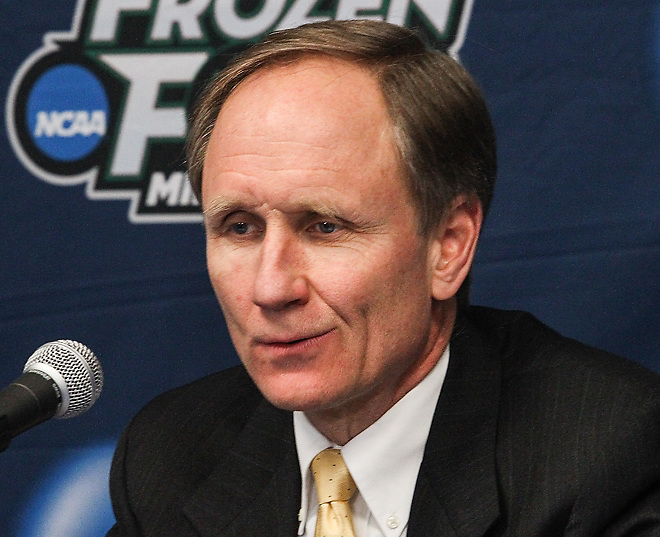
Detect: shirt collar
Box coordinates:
(294, 345, 449, 535)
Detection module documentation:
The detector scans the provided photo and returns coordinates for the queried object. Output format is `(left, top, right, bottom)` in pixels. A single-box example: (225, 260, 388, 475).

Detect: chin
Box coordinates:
(254, 376, 343, 413)
(260, 387, 327, 412)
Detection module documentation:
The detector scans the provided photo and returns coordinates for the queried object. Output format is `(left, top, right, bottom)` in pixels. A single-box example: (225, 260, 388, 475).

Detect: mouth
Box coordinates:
(254, 330, 333, 351)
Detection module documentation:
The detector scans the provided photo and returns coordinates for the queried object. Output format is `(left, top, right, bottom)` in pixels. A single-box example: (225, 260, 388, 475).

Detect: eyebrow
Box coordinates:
(203, 196, 245, 223)
(203, 194, 350, 224)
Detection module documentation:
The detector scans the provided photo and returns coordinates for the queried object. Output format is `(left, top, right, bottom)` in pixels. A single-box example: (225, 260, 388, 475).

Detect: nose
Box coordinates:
(252, 228, 310, 311)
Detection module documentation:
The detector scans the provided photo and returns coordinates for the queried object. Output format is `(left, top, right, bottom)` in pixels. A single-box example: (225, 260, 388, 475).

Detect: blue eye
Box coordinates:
(230, 221, 250, 234)
(317, 221, 337, 234)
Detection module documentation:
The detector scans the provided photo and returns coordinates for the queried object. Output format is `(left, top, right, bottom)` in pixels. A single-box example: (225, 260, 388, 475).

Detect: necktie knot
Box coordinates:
(311, 448, 357, 537)
(311, 448, 356, 503)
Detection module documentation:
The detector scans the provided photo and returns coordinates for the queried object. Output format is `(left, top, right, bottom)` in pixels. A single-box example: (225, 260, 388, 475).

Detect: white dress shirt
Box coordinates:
(294, 345, 449, 537)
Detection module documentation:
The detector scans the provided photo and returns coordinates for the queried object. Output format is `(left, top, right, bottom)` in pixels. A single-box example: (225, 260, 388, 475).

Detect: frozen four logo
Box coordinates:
(6, 0, 474, 223)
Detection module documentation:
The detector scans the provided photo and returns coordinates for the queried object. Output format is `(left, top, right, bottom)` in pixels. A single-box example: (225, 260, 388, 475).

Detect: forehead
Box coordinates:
(213, 56, 392, 149)
(204, 57, 394, 175)
(201, 56, 410, 207)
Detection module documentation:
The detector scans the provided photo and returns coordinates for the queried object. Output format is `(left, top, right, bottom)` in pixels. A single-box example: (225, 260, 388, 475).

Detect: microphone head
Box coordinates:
(23, 340, 103, 419)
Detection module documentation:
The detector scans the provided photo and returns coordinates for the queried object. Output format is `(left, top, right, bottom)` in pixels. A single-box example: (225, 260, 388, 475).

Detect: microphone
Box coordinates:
(0, 340, 103, 452)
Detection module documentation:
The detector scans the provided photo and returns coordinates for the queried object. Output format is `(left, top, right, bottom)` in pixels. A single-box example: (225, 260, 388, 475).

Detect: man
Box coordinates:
(107, 20, 660, 537)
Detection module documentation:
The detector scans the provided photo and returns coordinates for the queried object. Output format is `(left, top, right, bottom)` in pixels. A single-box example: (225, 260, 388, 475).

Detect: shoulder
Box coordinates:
(465, 305, 660, 395)
(111, 366, 265, 496)
(109, 366, 297, 533)
(464, 307, 660, 532)
(130, 365, 261, 426)
(119, 365, 263, 457)
(465, 306, 660, 436)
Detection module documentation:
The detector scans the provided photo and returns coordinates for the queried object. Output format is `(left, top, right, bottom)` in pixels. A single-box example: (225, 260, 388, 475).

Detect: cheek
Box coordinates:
(312, 267, 373, 319)
(206, 250, 227, 300)
(315, 241, 429, 313)
(359, 251, 433, 334)
(207, 248, 252, 318)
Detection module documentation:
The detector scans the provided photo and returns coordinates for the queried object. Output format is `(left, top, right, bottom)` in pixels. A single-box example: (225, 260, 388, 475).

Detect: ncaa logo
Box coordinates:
(27, 65, 108, 163)
(7, 0, 475, 223)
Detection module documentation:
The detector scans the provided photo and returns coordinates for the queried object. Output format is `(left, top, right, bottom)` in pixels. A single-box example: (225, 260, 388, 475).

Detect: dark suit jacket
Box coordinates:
(107, 307, 660, 537)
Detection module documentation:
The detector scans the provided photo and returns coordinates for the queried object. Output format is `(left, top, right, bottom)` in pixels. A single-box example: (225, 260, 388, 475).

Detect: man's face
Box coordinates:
(201, 57, 446, 421)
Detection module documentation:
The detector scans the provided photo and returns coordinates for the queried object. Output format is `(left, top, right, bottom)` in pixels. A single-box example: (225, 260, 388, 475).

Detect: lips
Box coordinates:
(252, 329, 334, 354)
(255, 329, 332, 346)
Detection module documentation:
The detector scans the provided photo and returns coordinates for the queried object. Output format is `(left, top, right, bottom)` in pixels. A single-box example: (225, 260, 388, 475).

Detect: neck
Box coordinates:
(305, 299, 456, 445)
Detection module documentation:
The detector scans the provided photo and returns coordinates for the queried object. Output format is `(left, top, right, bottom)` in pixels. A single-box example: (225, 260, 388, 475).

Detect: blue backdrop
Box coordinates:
(1, 1, 659, 535)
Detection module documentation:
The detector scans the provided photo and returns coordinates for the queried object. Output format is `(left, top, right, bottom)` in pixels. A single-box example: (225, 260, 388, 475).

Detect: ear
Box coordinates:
(429, 195, 483, 301)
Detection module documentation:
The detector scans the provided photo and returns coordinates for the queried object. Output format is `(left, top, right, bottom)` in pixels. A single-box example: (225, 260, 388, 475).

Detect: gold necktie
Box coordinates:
(311, 448, 357, 537)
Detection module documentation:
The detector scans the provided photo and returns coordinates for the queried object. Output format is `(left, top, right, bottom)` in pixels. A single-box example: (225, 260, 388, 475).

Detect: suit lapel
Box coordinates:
(409, 313, 502, 537)
(182, 399, 301, 537)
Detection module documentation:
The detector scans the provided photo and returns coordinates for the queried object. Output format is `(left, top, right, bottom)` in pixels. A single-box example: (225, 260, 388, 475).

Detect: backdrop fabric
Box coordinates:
(1, 1, 658, 535)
